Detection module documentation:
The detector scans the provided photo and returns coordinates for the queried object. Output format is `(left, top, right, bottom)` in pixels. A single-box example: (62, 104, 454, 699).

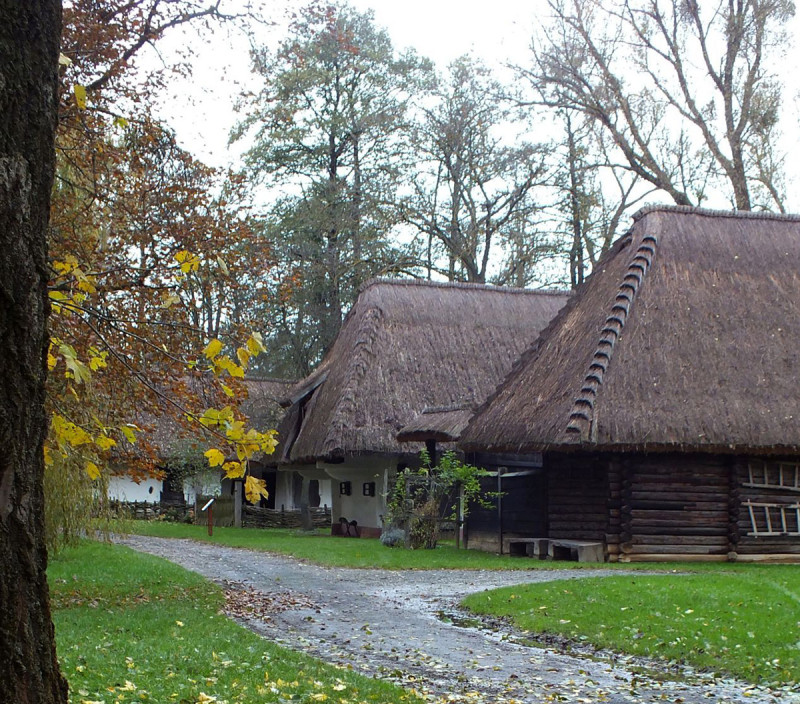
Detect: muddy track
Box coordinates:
(116, 535, 798, 704)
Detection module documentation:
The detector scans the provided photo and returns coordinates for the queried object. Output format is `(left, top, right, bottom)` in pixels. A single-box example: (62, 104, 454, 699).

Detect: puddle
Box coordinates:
(435, 609, 489, 630)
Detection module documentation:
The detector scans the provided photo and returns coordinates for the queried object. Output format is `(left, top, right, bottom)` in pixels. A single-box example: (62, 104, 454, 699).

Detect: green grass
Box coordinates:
(50, 540, 424, 704)
(125, 520, 632, 570)
(462, 569, 800, 686)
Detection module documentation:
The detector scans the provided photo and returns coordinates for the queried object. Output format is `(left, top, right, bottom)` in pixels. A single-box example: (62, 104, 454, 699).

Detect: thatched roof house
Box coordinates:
(278, 278, 569, 535)
(460, 206, 800, 562)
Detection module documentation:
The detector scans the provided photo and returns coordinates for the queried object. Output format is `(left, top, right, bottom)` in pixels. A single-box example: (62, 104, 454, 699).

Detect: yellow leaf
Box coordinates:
(236, 347, 250, 368)
(223, 461, 245, 479)
(58, 52, 72, 67)
(204, 448, 225, 467)
(89, 350, 108, 371)
(174, 249, 200, 273)
(121, 425, 138, 444)
(215, 355, 245, 378)
(113, 116, 129, 129)
(47, 352, 57, 371)
(85, 461, 101, 480)
(221, 384, 235, 398)
(96, 435, 116, 451)
(73, 83, 87, 109)
(246, 332, 266, 356)
(245, 476, 269, 504)
(203, 339, 223, 360)
(44, 446, 53, 466)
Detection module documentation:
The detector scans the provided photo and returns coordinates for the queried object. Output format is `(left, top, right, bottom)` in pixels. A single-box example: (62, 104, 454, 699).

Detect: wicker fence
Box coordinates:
(243, 505, 331, 529)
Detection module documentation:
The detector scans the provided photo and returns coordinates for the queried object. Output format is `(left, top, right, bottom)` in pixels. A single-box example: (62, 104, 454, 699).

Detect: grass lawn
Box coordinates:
(125, 520, 632, 570)
(50, 540, 424, 704)
(462, 569, 800, 686)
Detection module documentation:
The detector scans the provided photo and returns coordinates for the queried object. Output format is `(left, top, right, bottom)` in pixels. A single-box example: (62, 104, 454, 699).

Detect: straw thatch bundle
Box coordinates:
(278, 278, 569, 464)
(461, 206, 800, 455)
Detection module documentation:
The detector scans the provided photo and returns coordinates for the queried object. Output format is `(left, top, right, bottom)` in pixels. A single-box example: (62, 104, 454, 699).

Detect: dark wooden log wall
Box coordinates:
(619, 455, 732, 561)
(546, 454, 609, 544)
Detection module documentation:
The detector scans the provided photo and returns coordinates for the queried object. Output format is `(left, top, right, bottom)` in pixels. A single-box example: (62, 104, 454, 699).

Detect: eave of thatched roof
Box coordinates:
(279, 278, 569, 465)
(396, 404, 475, 442)
(460, 206, 800, 456)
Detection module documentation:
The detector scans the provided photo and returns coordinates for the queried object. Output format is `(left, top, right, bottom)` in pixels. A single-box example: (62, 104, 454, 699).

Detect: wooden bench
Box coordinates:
(506, 538, 604, 563)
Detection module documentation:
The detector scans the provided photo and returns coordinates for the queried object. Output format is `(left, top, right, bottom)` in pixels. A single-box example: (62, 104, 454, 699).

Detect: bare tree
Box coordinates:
(405, 56, 548, 284)
(525, 0, 792, 211)
(552, 111, 654, 287)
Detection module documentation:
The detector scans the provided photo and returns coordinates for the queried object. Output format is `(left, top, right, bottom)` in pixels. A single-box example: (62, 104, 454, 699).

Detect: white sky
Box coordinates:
(152, 0, 540, 169)
(150, 0, 800, 208)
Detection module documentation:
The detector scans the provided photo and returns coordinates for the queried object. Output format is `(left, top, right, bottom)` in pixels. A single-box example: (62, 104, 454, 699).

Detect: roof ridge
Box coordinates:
(359, 276, 568, 297)
(565, 231, 659, 442)
(633, 204, 800, 223)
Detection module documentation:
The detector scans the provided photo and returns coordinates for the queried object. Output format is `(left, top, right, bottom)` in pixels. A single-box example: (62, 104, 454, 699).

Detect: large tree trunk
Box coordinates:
(0, 1, 67, 702)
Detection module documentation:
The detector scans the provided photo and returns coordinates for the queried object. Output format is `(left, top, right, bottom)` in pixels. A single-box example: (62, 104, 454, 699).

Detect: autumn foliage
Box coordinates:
(46, 1, 277, 547)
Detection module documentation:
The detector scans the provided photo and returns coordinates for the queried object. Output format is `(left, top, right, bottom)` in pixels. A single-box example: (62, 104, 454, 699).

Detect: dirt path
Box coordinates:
(117, 535, 798, 704)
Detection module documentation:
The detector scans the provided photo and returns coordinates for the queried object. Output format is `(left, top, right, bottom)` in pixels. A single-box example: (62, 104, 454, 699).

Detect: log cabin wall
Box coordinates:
(620, 454, 732, 562)
(736, 457, 800, 557)
(546, 454, 609, 544)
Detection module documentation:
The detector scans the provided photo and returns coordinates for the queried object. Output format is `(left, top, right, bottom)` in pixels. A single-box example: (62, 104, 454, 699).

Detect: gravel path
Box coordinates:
(117, 535, 798, 704)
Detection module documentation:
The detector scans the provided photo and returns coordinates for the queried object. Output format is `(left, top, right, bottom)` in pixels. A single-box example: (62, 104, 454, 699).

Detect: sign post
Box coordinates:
(201, 498, 215, 537)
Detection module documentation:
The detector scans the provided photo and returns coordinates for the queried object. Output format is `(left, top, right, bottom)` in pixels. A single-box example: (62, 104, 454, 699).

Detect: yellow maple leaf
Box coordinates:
(204, 448, 225, 467)
(203, 339, 223, 360)
(223, 461, 245, 479)
(246, 332, 267, 356)
(96, 435, 116, 451)
(85, 461, 101, 480)
(73, 83, 87, 109)
(244, 476, 269, 504)
(121, 425, 138, 444)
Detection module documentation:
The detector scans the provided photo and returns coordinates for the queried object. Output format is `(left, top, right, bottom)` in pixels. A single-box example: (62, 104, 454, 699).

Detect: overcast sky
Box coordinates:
(150, 0, 800, 207)
(152, 0, 542, 168)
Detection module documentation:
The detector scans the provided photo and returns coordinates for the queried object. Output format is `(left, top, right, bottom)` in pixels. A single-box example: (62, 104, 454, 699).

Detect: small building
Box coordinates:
(460, 206, 800, 562)
(277, 278, 569, 537)
(109, 377, 297, 509)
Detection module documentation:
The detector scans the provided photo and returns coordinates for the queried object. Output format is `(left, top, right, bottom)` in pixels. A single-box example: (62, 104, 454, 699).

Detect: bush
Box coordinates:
(379, 527, 406, 547)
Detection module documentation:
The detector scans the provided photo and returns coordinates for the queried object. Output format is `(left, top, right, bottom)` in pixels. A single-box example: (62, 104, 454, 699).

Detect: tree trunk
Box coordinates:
(0, 1, 67, 702)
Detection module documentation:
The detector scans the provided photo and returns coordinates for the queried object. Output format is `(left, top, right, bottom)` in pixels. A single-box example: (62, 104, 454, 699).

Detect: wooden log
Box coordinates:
(627, 535, 729, 546)
(625, 546, 727, 555)
(630, 525, 729, 536)
(624, 553, 730, 562)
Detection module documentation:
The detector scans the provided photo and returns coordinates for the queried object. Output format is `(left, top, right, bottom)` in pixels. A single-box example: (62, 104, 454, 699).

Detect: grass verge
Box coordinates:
(461, 569, 800, 686)
(50, 540, 424, 704)
(125, 520, 640, 570)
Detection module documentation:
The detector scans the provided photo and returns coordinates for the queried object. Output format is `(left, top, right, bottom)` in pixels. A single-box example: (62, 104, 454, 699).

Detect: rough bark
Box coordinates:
(0, 1, 67, 702)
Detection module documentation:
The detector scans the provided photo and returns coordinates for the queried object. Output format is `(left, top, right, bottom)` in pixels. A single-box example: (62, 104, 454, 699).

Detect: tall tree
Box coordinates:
(46, 0, 278, 547)
(405, 57, 548, 285)
(0, 0, 68, 701)
(550, 111, 653, 287)
(526, 0, 792, 211)
(234, 1, 433, 374)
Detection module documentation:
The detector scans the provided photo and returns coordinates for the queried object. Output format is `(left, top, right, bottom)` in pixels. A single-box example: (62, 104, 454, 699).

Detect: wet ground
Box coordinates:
(117, 535, 799, 704)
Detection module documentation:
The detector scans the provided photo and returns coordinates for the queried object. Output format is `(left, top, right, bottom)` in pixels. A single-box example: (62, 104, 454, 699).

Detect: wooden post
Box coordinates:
(208, 504, 213, 536)
(234, 479, 242, 528)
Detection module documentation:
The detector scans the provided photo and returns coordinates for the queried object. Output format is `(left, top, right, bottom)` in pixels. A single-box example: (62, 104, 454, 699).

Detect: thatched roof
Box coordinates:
(396, 404, 475, 443)
(460, 206, 800, 456)
(278, 278, 569, 464)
